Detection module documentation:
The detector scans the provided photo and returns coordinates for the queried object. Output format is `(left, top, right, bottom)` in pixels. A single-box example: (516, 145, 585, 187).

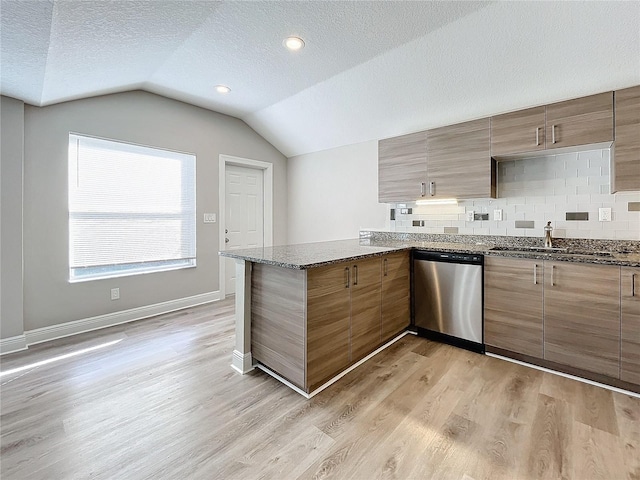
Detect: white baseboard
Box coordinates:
(18, 291, 220, 349)
(0, 335, 28, 355)
(231, 349, 254, 374)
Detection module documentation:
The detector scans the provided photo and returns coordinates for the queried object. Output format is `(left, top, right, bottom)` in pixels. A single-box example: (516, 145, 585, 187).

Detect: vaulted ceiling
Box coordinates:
(2, 1, 639, 157)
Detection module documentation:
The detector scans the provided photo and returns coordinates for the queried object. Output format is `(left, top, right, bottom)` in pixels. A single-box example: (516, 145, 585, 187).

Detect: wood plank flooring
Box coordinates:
(1, 297, 639, 479)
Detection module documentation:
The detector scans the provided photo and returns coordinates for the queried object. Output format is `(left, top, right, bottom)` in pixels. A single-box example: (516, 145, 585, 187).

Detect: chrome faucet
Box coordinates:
(544, 221, 553, 248)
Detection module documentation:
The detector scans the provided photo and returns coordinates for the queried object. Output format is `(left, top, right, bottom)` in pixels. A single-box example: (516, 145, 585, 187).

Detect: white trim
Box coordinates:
(218, 154, 273, 297)
(231, 349, 255, 374)
(24, 291, 220, 347)
(256, 331, 410, 398)
(256, 364, 310, 398)
(0, 335, 28, 356)
(486, 352, 640, 399)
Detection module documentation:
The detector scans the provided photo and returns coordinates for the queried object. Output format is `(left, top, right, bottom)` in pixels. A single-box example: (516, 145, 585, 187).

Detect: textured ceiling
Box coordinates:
(1, 1, 639, 157)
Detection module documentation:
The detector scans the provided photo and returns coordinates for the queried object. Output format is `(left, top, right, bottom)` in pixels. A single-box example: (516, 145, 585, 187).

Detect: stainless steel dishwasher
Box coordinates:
(412, 250, 484, 353)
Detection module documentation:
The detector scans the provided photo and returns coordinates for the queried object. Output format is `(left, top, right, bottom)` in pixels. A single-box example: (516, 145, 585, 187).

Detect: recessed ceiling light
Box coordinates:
(284, 36, 305, 51)
(215, 85, 231, 94)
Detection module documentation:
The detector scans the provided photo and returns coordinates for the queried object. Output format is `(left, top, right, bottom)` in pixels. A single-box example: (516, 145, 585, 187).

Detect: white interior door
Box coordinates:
(224, 164, 264, 295)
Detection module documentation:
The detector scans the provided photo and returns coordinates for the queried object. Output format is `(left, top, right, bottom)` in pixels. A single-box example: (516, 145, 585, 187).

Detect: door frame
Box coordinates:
(218, 154, 273, 297)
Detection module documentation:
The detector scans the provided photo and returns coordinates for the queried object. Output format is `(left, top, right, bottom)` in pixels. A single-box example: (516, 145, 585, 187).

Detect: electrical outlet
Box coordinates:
(598, 207, 612, 222)
(203, 213, 216, 223)
(494, 209, 503, 221)
(466, 211, 475, 222)
(110, 288, 120, 300)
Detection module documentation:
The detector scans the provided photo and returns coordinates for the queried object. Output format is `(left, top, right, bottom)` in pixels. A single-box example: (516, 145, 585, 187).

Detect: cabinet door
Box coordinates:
(543, 261, 620, 377)
(545, 92, 614, 149)
(307, 263, 351, 391)
(621, 267, 640, 384)
(378, 131, 427, 203)
(381, 251, 410, 343)
(350, 257, 382, 363)
(426, 118, 494, 199)
(484, 257, 544, 358)
(490, 106, 546, 157)
(612, 85, 640, 192)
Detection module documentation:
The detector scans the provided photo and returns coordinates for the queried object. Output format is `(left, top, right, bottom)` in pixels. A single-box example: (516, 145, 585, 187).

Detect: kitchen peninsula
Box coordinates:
(220, 239, 412, 396)
(221, 233, 640, 396)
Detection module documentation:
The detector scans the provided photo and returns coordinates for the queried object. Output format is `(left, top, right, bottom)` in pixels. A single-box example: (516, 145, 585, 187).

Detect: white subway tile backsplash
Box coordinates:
(565, 177, 589, 188)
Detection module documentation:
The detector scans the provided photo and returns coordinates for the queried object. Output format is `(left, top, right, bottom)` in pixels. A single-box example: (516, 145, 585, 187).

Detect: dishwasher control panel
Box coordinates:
(413, 250, 483, 265)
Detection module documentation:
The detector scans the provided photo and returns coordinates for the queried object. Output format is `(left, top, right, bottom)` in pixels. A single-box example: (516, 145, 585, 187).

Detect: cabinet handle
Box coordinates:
(353, 265, 358, 286)
(535, 127, 540, 146)
(550, 265, 555, 286)
(551, 124, 556, 144)
(420, 182, 426, 197)
(429, 181, 435, 196)
(633, 273, 636, 297)
(345, 267, 350, 289)
(383, 258, 388, 277)
(533, 264, 537, 285)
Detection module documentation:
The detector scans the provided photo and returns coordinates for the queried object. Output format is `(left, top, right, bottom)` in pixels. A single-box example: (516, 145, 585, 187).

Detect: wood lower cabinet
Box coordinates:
(613, 85, 640, 192)
(381, 251, 410, 343)
(378, 131, 427, 202)
(252, 253, 407, 393)
(350, 257, 382, 363)
(545, 91, 613, 149)
(426, 118, 495, 199)
(543, 261, 620, 378)
(306, 263, 351, 391)
(621, 267, 640, 384)
(484, 257, 543, 358)
(490, 106, 546, 157)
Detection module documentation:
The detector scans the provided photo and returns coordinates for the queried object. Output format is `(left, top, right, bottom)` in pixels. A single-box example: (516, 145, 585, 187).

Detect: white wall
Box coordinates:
(0, 96, 25, 341)
(287, 140, 388, 244)
(23, 91, 287, 332)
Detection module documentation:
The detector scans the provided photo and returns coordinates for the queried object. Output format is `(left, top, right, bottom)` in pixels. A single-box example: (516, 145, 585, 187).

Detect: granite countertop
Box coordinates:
(220, 237, 640, 269)
(219, 239, 411, 269)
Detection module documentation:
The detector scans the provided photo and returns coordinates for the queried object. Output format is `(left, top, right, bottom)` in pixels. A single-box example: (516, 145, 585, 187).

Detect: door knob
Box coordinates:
(225, 238, 229, 243)
(225, 229, 228, 234)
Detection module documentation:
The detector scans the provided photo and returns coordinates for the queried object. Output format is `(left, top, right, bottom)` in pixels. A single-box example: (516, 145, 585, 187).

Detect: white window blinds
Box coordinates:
(68, 134, 196, 281)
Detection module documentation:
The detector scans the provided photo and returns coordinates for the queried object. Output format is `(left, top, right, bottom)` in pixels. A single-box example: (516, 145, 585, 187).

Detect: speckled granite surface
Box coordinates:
(219, 239, 410, 269)
(220, 232, 640, 269)
(361, 231, 640, 267)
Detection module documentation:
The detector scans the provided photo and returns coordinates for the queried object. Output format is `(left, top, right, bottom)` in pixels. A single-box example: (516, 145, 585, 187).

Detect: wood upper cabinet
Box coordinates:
(307, 262, 351, 391)
(378, 131, 427, 202)
(490, 106, 546, 156)
(545, 92, 613, 149)
(490, 91, 614, 157)
(543, 261, 620, 378)
(426, 118, 495, 199)
(350, 257, 382, 363)
(621, 267, 640, 384)
(381, 251, 410, 343)
(613, 85, 640, 192)
(484, 257, 544, 358)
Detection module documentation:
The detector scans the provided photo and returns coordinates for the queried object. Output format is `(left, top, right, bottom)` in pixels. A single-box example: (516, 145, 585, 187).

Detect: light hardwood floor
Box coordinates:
(1, 297, 639, 480)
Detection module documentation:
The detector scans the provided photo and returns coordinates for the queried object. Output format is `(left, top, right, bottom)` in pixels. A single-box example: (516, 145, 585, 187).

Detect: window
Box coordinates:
(68, 134, 196, 282)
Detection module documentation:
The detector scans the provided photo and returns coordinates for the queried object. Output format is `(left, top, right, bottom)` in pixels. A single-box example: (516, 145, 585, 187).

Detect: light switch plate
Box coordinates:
(204, 213, 217, 223)
(598, 207, 611, 222)
(466, 211, 475, 222)
(110, 288, 120, 300)
(493, 209, 503, 221)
